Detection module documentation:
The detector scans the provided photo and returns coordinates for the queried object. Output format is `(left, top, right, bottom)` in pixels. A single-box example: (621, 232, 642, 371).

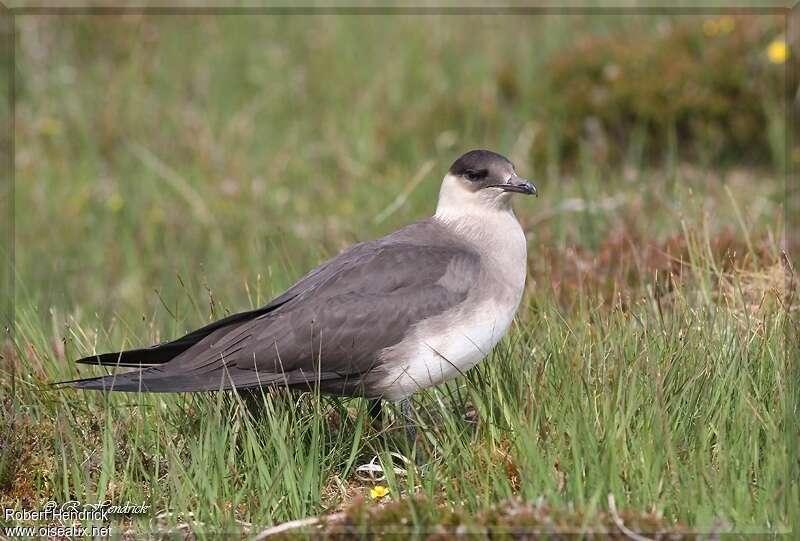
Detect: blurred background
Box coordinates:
(2, 8, 796, 532)
(10, 9, 793, 341)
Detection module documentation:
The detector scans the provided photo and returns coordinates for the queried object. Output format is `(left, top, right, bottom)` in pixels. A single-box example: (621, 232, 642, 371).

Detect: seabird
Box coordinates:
(63, 149, 537, 421)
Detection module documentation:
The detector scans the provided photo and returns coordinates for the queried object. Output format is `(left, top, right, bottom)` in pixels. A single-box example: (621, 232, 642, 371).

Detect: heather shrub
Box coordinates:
(532, 15, 791, 167)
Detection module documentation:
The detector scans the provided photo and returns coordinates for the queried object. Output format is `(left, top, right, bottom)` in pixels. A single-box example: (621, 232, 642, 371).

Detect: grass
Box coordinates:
(2, 11, 796, 537)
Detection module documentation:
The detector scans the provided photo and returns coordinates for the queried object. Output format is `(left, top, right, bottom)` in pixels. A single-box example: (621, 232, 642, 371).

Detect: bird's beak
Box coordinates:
(488, 174, 538, 197)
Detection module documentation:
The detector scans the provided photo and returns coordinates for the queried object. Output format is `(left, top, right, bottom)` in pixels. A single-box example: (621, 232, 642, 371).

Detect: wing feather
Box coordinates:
(70, 220, 481, 394)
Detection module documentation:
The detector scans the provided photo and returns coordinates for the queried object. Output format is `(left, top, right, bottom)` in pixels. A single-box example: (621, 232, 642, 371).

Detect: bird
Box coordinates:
(61, 149, 537, 430)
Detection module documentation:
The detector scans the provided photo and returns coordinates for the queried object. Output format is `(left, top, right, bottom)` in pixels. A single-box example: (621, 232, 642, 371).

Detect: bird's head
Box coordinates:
(435, 149, 537, 218)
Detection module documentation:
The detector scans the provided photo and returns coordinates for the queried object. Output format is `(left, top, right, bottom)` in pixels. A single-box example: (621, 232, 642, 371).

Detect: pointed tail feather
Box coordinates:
(57, 367, 343, 393)
(57, 368, 262, 393)
(76, 343, 190, 367)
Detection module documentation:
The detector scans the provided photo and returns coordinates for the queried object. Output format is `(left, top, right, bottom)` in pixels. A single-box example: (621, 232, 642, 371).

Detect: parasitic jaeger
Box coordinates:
(62, 149, 537, 422)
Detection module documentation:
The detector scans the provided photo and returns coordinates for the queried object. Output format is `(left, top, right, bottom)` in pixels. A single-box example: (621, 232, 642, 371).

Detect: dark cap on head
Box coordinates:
(448, 149, 513, 177)
(446, 149, 537, 197)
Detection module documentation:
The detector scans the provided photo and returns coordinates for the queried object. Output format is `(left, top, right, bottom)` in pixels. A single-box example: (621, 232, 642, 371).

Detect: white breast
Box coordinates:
(376, 298, 518, 400)
(375, 210, 527, 401)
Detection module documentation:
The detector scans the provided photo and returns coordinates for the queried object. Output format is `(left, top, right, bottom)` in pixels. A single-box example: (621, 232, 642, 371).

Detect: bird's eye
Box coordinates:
(464, 169, 486, 181)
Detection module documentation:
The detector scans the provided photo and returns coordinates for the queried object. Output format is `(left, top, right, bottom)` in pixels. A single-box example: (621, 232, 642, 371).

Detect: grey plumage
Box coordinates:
(69, 219, 480, 395)
(62, 149, 536, 401)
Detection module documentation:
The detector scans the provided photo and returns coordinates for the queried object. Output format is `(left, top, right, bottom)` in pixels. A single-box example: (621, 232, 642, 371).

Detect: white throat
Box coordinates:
(375, 174, 530, 401)
(432, 174, 527, 284)
(434, 173, 514, 221)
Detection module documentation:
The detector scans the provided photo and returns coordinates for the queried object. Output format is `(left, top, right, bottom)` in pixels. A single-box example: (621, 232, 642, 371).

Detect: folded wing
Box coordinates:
(68, 222, 480, 394)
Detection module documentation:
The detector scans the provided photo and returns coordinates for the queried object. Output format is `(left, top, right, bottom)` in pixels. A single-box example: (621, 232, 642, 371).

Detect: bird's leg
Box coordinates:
(401, 397, 426, 467)
(239, 388, 267, 417)
(400, 398, 417, 444)
(367, 398, 383, 430)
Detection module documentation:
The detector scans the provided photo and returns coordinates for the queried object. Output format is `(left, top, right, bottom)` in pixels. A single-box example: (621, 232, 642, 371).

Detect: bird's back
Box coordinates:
(69, 218, 483, 396)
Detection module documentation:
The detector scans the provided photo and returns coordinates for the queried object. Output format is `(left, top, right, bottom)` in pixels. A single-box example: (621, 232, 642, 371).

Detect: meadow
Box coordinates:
(2, 10, 797, 537)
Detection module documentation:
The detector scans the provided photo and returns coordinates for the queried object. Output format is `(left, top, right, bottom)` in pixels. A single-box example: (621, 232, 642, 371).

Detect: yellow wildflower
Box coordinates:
(703, 17, 735, 37)
(767, 40, 788, 64)
(107, 193, 124, 212)
(717, 16, 735, 35)
(702, 19, 718, 37)
(38, 116, 62, 137)
(369, 485, 390, 500)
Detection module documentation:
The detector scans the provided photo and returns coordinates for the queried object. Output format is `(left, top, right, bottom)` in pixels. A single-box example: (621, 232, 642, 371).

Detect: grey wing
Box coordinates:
(73, 241, 481, 394)
(72, 238, 354, 368)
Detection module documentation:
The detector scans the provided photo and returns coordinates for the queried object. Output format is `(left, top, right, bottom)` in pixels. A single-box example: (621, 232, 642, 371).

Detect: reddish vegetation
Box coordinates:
(528, 227, 785, 309)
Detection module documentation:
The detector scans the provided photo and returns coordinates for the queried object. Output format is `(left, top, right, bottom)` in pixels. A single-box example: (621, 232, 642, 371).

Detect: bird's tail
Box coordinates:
(54, 366, 278, 393)
(56, 306, 278, 390)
